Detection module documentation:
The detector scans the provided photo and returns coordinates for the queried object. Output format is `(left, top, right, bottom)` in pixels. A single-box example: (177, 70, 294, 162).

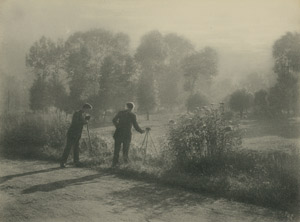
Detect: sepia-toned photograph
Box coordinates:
(0, 0, 299, 221)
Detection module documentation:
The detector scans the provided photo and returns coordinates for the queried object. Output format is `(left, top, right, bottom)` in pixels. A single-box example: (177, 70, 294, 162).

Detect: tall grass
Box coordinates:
(0, 110, 69, 158)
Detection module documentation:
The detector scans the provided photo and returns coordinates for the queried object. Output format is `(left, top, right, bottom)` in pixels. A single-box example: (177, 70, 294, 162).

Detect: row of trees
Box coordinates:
(0, 74, 29, 114)
(26, 29, 299, 119)
(26, 29, 218, 119)
(227, 32, 300, 118)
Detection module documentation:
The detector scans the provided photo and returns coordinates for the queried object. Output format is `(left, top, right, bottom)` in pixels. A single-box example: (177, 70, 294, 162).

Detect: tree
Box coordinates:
(47, 77, 69, 111)
(182, 47, 218, 95)
(136, 74, 157, 120)
(65, 29, 132, 114)
(272, 32, 300, 115)
(66, 45, 91, 110)
(1, 74, 28, 113)
(26, 36, 58, 79)
(229, 89, 253, 118)
(157, 67, 179, 110)
(97, 54, 137, 120)
(135, 32, 196, 112)
(253, 89, 269, 117)
(135, 31, 166, 118)
(273, 32, 300, 73)
(164, 33, 195, 66)
(135, 30, 167, 70)
(26, 37, 68, 111)
(268, 84, 285, 116)
(158, 34, 195, 110)
(29, 76, 49, 111)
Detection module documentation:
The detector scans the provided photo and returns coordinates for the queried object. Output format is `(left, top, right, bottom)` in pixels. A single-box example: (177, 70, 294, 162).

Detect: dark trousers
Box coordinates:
(112, 136, 131, 165)
(61, 135, 81, 164)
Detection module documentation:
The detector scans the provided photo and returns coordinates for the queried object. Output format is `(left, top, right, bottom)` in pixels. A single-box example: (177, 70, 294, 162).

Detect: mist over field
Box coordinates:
(0, 0, 299, 113)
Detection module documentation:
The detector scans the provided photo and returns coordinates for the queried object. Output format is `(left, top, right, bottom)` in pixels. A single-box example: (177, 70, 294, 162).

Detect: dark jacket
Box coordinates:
(67, 110, 87, 138)
(112, 110, 143, 139)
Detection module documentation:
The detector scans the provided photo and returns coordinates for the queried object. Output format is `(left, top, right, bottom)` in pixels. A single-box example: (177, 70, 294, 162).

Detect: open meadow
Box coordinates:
(92, 114, 300, 153)
(84, 113, 300, 165)
(78, 112, 300, 218)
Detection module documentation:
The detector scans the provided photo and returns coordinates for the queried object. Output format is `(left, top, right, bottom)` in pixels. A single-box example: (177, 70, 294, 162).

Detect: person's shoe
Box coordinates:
(60, 162, 66, 168)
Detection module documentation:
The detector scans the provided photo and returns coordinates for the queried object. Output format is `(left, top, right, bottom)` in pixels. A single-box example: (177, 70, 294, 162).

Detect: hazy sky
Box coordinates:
(0, 0, 300, 80)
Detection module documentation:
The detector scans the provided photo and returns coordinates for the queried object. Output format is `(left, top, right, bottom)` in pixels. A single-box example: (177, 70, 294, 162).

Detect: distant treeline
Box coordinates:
(227, 32, 300, 118)
(23, 29, 218, 120)
(1, 29, 300, 119)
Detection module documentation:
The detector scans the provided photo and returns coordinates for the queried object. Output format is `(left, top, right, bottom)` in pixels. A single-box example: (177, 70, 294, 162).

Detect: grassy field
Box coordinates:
(87, 114, 300, 161)
(81, 113, 300, 219)
(241, 119, 300, 155)
(1, 112, 299, 219)
(92, 113, 174, 154)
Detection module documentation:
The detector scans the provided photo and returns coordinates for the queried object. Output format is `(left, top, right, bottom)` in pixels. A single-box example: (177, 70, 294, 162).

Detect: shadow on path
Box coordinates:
(108, 182, 285, 221)
(0, 167, 61, 184)
(110, 182, 211, 213)
(22, 172, 109, 194)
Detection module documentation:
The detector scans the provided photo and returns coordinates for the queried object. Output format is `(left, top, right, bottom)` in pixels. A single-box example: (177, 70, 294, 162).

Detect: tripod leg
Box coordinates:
(140, 132, 147, 150)
(149, 133, 158, 155)
(87, 124, 92, 150)
(143, 132, 149, 162)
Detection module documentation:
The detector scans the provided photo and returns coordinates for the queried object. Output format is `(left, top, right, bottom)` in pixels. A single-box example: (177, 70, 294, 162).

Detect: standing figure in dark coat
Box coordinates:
(112, 102, 145, 167)
(60, 103, 92, 168)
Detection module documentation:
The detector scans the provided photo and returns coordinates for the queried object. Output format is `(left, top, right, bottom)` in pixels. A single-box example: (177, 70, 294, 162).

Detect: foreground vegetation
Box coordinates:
(0, 110, 299, 220)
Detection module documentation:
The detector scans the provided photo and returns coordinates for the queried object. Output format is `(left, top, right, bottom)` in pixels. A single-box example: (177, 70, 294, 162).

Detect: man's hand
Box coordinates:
(141, 127, 150, 134)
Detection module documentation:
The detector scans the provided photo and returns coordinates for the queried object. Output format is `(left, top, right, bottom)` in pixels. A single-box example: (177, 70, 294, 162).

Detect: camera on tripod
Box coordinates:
(140, 126, 156, 162)
(85, 115, 91, 120)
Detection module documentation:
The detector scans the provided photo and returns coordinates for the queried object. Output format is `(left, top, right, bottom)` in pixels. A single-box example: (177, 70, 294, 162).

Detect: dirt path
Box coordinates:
(0, 158, 291, 222)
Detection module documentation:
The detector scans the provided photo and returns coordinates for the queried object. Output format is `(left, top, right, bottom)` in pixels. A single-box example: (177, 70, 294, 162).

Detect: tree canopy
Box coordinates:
(229, 89, 253, 118)
(26, 28, 220, 118)
(270, 32, 300, 115)
(182, 47, 218, 94)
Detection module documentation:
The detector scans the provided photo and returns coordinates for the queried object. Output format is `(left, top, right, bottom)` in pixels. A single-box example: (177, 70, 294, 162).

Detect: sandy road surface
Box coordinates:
(0, 158, 291, 222)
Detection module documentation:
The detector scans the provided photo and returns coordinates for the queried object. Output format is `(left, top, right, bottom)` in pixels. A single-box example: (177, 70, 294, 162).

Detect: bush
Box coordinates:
(168, 106, 242, 172)
(0, 110, 69, 157)
(166, 107, 299, 215)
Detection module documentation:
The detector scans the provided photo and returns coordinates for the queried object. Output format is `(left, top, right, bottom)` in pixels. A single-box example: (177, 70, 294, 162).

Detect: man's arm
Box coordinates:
(112, 112, 120, 128)
(77, 112, 88, 125)
(132, 114, 144, 134)
(70, 111, 87, 127)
